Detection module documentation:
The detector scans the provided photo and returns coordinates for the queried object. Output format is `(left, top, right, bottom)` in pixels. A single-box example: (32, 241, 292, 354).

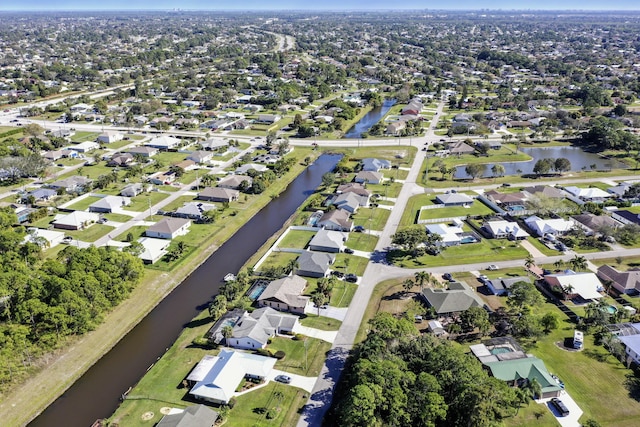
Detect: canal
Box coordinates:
(28, 153, 342, 427)
(454, 145, 628, 179)
(343, 99, 396, 138)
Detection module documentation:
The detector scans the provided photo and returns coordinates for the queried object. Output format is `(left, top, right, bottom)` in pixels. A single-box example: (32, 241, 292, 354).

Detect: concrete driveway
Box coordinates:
(540, 391, 583, 427)
(304, 304, 348, 322)
(293, 324, 337, 343)
(267, 369, 318, 393)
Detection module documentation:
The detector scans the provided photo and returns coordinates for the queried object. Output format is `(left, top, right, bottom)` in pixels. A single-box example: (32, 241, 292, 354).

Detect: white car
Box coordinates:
(487, 265, 499, 271)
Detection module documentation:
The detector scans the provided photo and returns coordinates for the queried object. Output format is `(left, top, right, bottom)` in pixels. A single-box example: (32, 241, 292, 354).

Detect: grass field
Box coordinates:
(418, 200, 493, 221)
(352, 207, 391, 231)
(127, 191, 170, 212)
(299, 314, 342, 331)
(258, 251, 299, 272)
(269, 336, 331, 377)
(345, 232, 378, 252)
(65, 223, 114, 242)
(278, 230, 316, 249)
(65, 195, 101, 211)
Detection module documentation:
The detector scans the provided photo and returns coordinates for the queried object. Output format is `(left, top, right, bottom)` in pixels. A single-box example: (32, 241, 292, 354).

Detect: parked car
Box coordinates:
(343, 248, 354, 254)
(442, 273, 454, 282)
(331, 271, 345, 278)
(344, 274, 358, 283)
(353, 225, 365, 233)
(487, 264, 499, 271)
(479, 274, 489, 282)
(274, 375, 291, 384)
(62, 236, 73, 244)
(550, 398, 569, 417)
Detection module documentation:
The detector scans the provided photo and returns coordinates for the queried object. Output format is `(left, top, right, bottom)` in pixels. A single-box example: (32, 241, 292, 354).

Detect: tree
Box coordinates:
(221, 325, 233, 344)
(465, 163, 486, 180)
(507, 281, 543, 312)
(460, 306, 491, 335)
(311, 291, 327, 316)
(554, 157, 571, 174)
(533, 158, 553, 175)
(23, 123, 44, 138)
(392, 226, 428, 257)
(322, 172, 335, 188)
(524, 254, 535, 273)
(569, 255, 588, 272)
(292, 113, 303, 129)
(540, 313, 558, 333)
(402, 278, 415, 296)
(414, 271, 431, 289)
(491, 164, 505, 179)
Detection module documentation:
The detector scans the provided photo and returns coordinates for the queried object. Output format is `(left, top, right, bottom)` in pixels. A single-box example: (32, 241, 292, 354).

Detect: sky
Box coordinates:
(1, 1, 639, 11)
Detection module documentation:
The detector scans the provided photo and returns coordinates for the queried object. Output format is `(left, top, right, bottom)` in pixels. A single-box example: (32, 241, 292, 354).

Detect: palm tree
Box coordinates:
(221, 325, 233, 346)
(414, 271, 431, 289)
(311, 291, 327, 316)
(524, 254, 535, 274)
(286, 259, 299, 275)
(554, 259, 565, 271)
(570, 255, 588, 272)
(403, 278, 415, 296)
(526, 378, 542, 400)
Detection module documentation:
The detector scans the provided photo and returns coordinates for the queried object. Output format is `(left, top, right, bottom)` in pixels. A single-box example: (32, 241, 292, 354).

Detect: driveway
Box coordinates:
(293, 324, 337, 343)
(541, 391, 583, 427)
(267, 369, 318, 393)
(304, 305, 348, 322)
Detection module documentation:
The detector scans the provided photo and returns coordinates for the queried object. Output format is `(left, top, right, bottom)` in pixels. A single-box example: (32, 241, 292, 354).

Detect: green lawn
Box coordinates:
(228, 382, 308, 427)
(278, 230, 316, 249)
(64, 224, 114, 242)
(506, 400, 559, 427)
(400, 193, 436, 226)
(159, 195, 197, 212)
(418, 200, 494, 221)
(268, 336, 331, 377)
(153, 151, 188, 165)
(127, 191, 170, 212)
(71, 131, 100, 142)
(115, 225, 147, 242)
(258, 251, 299, 272)
(525, 236, 560, 256)
(366, 181, 403, 198)
(389, 239, 530, 268)
(352, 207, 390, 231)
(102, 212, 133, 222)
(299, 314, 342, 331)
(345, 232, 378, 252)
(334, 253, 369, 276)
(65, 196, 101, 211)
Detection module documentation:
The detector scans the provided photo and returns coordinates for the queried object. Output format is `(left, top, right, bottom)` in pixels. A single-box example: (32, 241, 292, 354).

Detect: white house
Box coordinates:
(227, 307, 299, 349)
(137, 237, 170, 264)
(145, 135, 181, 150)
(145, 218, 191, 239)
(524, 215, 574, 237)
(88, 196, 131, 213)
(483, 220, 530, 240)
(97, 132, 124, 144)
(24, 228, 65, 248)
(52, 211, 100, 230)
(308, 229, 348, 253)
(564, 186, 613, 203)
(68, 141, 100, 153)
(544, 271, 604, 301)
(426, 223, 464, 246)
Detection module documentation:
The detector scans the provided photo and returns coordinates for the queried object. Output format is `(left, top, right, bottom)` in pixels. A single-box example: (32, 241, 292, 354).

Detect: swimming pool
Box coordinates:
(507, 205, 526, 211)
(490, 347, 513, 355)
(460, 236, 478, 244)
(606, 305, 618, 314)
(247, 281, 269, 300)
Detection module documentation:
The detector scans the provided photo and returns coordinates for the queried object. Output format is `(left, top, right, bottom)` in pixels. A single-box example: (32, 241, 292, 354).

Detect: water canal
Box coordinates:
(28, 153, 342, 427)
(453, 145, 628, 179)
(343, 99, 396, 138)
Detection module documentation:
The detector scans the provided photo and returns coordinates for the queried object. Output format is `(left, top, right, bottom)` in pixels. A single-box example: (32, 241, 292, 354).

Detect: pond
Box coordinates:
(453, 146, 628, 179)
(343, 99, 396, 138)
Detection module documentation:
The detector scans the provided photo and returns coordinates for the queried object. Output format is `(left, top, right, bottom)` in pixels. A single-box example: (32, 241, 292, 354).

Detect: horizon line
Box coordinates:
(1, 8, 640, 12)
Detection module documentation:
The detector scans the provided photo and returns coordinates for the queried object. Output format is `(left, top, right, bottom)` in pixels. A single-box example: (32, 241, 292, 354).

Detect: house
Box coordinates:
(317, 209, 353, 231)
(188, 349, 276, 405)
(435, 193, 474, 206)
(336, 182, 371, 197)
(482, 220, 530, 240)
(361, 158, 391, 172)
(484, 357, 562, 399)
(332, 192, 367, 214)
(145, 135, 181, 150)
(52, 211, 100, 230)
(448, 141, 476, 155)
(22, 188, 57, 203)
(485, 276, 531, 296)
(218, 175, 252, 190)
(386, 121, 406, 136)
(564, 186, 612, 203)
(174, 202, 216, 220)
(43, 150, 64, 161)
(173, 160, 197, 172)
(228, 307, 299, 349)
(597, 265, 640, 295)
(146, 218, 191, 239)
(23, 228, 65, 248)
(428, 320, 447, 337)
(137, 237, 170, 264)
(148, 171, 176, 185)
(253, 153, 281, 164)
(235, 163, 267, 175)
(522, 185, 566, 200)
(354, 171, 383, 185)
(257, 275, 309, 314)
(256, 114, 281, 124)
(200, 139, 228, 151)
(108, 153, 135, 167)
(524, 215, 574, 237)
(571, 213, 619, 235)
(97, 131, 124, 144)
(120, 183, 145, 198)
(13, 206, 35, 223)
(48, 176, 93, 193)
(401, 99, 423, 116)
(544, 271, 603, 301)
(89, 196, 131, 213)
(308, 229, 348, 253)
(156, 404, 218, 427)
(618, 334, 640, 365)
(68, 141, 99, 153)
(484, 190, 527, 207)
(296, 251, 335, 278)
(187, 150, 213, 164)
(426, 223, 464, 246)
(128, 146, 158, 158)
(197, 187, 239, 203)
(611, 210, 640, 226)
(607, 181, 638, 198)
(420, 281, 487, 316)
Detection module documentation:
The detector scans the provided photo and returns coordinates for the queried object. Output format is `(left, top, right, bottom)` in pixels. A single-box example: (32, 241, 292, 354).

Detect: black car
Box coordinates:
(275, 375, 291, 384)
(550, 398, 569, 417)
(442, 273, 453, 281)
(344, 248, 354, 254)
(344, 274, 358, 283)
(353, 225, 365, 232)
(331, 271, 345, 278)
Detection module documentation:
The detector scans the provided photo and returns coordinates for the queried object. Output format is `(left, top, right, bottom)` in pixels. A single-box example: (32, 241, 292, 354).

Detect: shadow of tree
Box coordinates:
(624, 370, 640, 401)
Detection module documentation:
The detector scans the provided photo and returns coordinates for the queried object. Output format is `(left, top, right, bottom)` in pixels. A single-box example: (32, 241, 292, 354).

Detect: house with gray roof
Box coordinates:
(175, 202, 216, 220)
(197, 187, 239, 203)
(317, 209, 353, 232)
(218, 175, 252, 190)
(308, 229, 348, 253)
(361, 158, 391, 172)
(228, 307, 299, 350)
(157, 404, 218, 427)
(188, 349, 276, 405)
(120, 183, 145, 198)
(597, 265, 640, 295)
(187, 150, 213, 164)
(355, 170, 383, 185)
(420, 281, 487, 316)
(52, 211, 100, 230)
(336, 182, 371, 197)
(296, 251, 335, 278)
(128, 146, 158, 158)
(485, 276, 531, 296)
(522, 185, 566, 199)
(332, 192, 367, 214)
(571, 213, 619, 235)
(146, 218, 191, 239)
(145, 135, 181, 150)
(89, 196, 131, 213)
(258, 275, 309, 314)
(22, 188, 57, 203)
(448, 141, 475, 155)
(235, 163, 268, 175)
(48, 175, 92, 193)
(435, 193, 474, 206)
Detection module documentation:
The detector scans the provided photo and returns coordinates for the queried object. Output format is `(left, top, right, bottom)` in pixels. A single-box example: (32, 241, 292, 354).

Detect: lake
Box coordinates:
(453, 146, 627, 179)
(343, 99, 396, 138)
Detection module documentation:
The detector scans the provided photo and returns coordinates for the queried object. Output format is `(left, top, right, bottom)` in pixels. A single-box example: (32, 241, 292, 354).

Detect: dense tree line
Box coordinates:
(328, 313, 519, 427)
(0, 208, 144, 390)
